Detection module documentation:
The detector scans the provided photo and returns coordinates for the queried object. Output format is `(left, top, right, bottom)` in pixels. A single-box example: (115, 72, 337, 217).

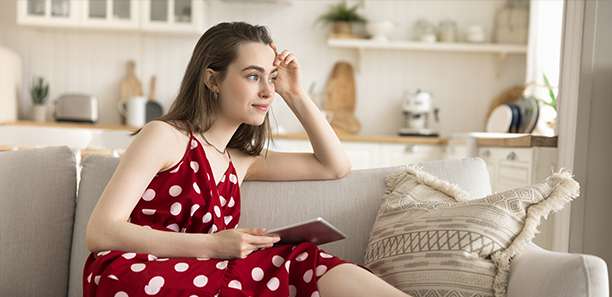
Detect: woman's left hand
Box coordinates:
(270, 43, 305, 100)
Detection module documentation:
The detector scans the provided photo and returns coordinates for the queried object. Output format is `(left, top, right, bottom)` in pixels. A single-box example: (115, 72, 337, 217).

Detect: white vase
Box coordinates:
(31, 105, 47, 122)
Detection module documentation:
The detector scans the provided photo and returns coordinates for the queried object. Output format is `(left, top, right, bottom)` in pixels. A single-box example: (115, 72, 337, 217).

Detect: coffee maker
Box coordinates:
(398, 89, 439, 137)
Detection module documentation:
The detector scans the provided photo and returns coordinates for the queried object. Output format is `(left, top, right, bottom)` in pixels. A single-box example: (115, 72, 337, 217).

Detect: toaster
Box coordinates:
(54, 93, 98, 123)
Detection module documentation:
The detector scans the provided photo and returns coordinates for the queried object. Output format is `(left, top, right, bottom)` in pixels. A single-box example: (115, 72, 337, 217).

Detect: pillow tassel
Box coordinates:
(491, 168, 580, 297)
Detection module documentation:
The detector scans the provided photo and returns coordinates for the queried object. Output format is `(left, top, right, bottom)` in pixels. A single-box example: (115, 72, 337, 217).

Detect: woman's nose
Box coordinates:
(260, 81, 274, 99)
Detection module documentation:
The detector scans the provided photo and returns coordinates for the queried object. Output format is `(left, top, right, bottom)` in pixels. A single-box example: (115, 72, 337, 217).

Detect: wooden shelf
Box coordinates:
(327, 38, 527, 54)
(327, 38, 527, 76)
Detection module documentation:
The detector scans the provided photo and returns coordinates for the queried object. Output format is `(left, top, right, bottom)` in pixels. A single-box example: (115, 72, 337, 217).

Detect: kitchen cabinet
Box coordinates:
(327, 38, 527, 76)
(79, 0, 140, 30)
(17, 0, 79, 27)
(141, 0, 204, 33)
(379, 143, 445, 167)
(478, 146, 557, 193)
(477, 146, 558, 250)
(273, 138, 444, 170)
(17, 0, 204, 33)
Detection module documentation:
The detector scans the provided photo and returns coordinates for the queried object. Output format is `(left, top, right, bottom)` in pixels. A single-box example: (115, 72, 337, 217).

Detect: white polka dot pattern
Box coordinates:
(174, 263, 189, 272)
(83, 133, 347, 297)
(144, 276, 164, 295)
(190, 161, 199, 173)
(142, 189, 155, 201)
(170, 202, 182, 216)
(303, 269, 313, 283)
(169, 185, 182, 197)
(193, 275, 208, 288)
(251, 267, 264, 282)
(267, 277, 280, 291)
(228, 280, 242, 290)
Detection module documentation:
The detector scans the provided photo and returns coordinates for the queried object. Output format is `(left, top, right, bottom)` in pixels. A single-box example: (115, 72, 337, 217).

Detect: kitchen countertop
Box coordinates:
(449, 132, 557, 148)
(2, 121, 448, 145)
(276, 133, 447, 145)
(2, 121, 139, 131)
(476, 135, 557, 147)
(3, 122, 556, 147)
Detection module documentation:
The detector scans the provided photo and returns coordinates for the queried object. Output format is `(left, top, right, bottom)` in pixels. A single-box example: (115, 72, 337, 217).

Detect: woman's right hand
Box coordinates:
(208, 228, 280, 259)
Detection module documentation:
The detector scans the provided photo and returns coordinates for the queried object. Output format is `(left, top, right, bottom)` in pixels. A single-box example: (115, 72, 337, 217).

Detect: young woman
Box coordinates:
(85, 21, 411, 297)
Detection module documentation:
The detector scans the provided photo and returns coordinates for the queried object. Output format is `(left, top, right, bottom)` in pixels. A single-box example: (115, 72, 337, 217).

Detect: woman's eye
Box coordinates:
(269, 77, 277, 83)
(247, 75, 258, 81)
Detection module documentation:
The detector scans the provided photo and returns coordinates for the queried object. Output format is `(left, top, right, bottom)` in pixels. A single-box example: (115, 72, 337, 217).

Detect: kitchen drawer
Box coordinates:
(380, 143, 444, 167)
(479, 147, 532, 162)
(498, 163, 530, 185)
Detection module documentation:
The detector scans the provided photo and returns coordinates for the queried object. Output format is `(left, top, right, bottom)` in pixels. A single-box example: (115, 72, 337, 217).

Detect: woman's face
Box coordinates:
(215, 42, 277, 127)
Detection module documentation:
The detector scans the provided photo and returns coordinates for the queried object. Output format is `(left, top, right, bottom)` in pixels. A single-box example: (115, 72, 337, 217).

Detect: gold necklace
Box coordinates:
(200, 133, 226, 155)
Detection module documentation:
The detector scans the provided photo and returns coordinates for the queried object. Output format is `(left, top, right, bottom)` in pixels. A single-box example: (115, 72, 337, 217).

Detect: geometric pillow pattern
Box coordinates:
(365, 166, 579, 297)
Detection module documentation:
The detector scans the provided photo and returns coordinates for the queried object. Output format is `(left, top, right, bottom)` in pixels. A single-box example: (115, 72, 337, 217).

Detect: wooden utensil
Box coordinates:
(120, 61, 142, 100)
(325, 62, 356, 113)
(119, 61, 143, 124)
(146, 76, 163, 123)
(324, 62, 360, 134)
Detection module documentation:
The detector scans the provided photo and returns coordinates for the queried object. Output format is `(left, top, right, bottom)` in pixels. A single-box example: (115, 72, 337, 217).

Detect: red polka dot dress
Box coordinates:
(83, 131, 350, 297)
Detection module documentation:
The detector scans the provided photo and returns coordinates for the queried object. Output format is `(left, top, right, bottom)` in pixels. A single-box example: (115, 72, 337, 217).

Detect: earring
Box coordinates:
(214, 92, 218, 100)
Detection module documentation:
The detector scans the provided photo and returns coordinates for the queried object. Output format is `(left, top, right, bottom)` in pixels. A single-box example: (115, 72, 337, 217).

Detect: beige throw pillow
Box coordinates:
(364, 166, 579, 297)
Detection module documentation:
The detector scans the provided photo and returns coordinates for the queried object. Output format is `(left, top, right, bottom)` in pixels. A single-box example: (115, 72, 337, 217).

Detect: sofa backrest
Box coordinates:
(240, 157, 492, 265)
(0, 146, 77, 297)
(71, 154, 492, 297)
(68, 154, 120, 297)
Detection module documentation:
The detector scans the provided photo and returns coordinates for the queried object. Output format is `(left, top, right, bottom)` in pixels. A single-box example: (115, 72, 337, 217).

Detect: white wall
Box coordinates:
(560, 0, 612, 287)
(0, 0, 526, 137)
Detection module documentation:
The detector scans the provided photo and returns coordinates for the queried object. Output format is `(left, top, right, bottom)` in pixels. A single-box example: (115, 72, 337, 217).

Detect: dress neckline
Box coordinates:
(189, 131, 233, 188)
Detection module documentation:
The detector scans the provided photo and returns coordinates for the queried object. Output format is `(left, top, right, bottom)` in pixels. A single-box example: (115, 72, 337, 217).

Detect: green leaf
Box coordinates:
(542, 72, 556, 103)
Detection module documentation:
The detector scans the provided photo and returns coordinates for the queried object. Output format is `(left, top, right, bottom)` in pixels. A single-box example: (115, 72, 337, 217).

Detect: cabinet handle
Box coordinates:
(404, 145, 420, 153)
(506, 151, 516, 160)
(482, 150, 490, 157)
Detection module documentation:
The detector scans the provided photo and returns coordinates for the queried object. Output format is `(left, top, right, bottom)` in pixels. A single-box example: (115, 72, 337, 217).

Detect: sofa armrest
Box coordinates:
(507, 242, 609, 297)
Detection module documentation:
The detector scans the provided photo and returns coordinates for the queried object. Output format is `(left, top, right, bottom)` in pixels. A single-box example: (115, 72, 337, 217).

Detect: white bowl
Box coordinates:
(366, 21, 395, 42)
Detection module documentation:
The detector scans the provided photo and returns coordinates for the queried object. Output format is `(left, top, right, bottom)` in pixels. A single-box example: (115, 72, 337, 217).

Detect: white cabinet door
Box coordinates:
(380, 143, 445, 167)
(17, 0, 204, 33)
(17, 0, 79, 27)
(79, 0, 140, 30)
(477, 146, 558, 250)
(269, 138, 443, 170)
(341, 141, 381, 170)
(141, 0, 204, 34)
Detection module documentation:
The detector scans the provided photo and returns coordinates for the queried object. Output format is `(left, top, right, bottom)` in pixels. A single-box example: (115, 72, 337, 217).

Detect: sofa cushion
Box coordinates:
(0, 146, 77, 297)
(364, 165, 580, 297)
(68, 154, 121, 297)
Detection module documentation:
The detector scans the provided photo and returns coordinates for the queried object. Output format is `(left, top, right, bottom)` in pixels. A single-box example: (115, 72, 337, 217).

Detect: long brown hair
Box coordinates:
(155, 22, 274, 156)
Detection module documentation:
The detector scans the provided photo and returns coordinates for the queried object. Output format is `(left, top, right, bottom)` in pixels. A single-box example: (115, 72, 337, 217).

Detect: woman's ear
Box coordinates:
(204, 68, 219, 93)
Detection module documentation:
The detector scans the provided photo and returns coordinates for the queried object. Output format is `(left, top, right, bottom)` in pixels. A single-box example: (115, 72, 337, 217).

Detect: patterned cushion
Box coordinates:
(364, 166, 580, 297)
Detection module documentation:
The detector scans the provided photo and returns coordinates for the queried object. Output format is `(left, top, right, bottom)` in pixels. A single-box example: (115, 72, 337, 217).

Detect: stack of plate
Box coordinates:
(486, 97, 539, 133)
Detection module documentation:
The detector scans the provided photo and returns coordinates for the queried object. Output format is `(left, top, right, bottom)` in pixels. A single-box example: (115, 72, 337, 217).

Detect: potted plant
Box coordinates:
(315, 0, 367, 36)
(30, 76, 49, 122)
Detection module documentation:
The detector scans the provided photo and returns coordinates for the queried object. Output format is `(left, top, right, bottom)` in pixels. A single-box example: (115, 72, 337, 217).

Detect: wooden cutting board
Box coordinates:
(325, 62, 360, 134)
(325, 62, 356, 112)
(120, 60, 142, 100)
(119, 60, 142, 124)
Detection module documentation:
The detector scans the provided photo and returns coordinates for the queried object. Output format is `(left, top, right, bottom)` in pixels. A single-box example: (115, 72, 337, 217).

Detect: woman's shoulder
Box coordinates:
(125, 121, 191, 172)
(138, 120, 190, 140)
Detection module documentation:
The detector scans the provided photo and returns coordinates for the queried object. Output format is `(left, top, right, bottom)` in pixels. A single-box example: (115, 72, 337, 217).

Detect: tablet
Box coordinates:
(263, 217, 346, 246)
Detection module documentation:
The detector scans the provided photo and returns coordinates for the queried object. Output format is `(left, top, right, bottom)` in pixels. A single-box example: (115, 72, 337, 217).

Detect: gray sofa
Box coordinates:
(0, 146, 608, 297)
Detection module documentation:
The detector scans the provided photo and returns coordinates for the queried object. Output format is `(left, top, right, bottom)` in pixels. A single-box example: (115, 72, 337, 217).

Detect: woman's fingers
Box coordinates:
(274, 49, 296, 67)
(236, 228, 280, 246)
(270, 42, 278, 53)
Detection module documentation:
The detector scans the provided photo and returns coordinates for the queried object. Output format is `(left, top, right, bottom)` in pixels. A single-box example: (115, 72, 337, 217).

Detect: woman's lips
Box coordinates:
(253, 104, 269, 112)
